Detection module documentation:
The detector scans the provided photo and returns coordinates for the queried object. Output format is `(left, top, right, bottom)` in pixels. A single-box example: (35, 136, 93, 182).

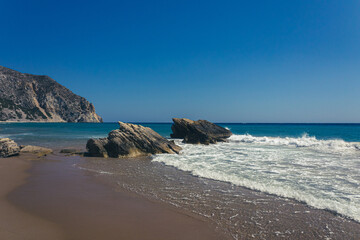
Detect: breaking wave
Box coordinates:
(230, 133, 360, 152)
(153, 134, 360, 222)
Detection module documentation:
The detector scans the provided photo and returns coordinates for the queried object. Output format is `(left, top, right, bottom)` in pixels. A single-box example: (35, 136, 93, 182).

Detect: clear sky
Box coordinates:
(1, 0, 360, 122)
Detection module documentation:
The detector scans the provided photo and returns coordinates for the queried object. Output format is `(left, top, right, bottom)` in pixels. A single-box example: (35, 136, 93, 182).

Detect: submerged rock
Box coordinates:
(20, 145, 53, 156)
(170, 118, 232, 144)
(86, 122, 182, 158)
(59, 148, 78, 154)
(0, 138, 20, 157)
(59, 148, 84, 156)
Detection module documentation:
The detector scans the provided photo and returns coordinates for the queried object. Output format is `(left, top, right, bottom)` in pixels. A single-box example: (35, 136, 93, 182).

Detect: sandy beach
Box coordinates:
(1, 152, 359, 240)
(2, 154, 224, 240)
(0, 155, 64, 240)
(2, 1, 360, 239)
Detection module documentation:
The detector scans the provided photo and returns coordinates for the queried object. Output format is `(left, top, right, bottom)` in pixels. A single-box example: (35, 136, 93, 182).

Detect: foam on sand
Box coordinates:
(153, 134, 360, 222)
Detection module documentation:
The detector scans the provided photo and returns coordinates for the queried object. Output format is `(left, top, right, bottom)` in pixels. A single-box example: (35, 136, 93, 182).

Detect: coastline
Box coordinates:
(1, 122, 360, 239)
(4, 152, 360, 240)
(6, 154, 224, 240)
(79, 155, 360, 239)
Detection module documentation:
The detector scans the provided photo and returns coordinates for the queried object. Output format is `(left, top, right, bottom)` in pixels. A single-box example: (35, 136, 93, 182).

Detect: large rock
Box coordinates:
(170, 118, 232, 144)
(86, 122, 182, 158)
(0, 138, 20, 157)
(86, 138, 109, 158)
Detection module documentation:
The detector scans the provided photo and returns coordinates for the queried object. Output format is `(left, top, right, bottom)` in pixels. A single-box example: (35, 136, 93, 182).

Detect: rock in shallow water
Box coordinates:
(59, 148, 84, 156)
(170, 118, 232, 144)
(86, 138, 109, 158)
(0, 138, 20, 158)
(20, 145, 53, 156)
(59, 148, 79, 154)
(86, 122, 182, 158)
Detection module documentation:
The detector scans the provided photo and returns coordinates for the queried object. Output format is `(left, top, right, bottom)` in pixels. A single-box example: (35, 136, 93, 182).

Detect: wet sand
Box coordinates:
(0, 155, 63, 240)
(78, 156, 360, 239)
(7, 154, 223, 240)
(4, 153, 360, 240)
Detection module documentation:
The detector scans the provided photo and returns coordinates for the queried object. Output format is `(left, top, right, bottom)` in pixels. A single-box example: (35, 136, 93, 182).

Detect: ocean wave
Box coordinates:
(230, 134, 360, 153)
(153, 135, 360, 222)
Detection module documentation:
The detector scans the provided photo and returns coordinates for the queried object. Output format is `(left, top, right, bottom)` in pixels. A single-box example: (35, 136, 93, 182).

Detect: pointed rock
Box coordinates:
(86, 122, 182, 158)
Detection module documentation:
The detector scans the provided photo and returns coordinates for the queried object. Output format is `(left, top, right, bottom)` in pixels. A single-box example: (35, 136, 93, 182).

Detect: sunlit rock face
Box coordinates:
(0, 66, 102, 122)
(0, 138, 20, 158)
(86, 122, 182, 158)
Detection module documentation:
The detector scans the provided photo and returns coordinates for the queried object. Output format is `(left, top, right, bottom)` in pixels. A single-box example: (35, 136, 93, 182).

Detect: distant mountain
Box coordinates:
(0, 66, 102, 122)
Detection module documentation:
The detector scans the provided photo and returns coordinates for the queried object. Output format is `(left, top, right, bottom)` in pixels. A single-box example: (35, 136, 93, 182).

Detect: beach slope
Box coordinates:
(0, 156, 63, 240)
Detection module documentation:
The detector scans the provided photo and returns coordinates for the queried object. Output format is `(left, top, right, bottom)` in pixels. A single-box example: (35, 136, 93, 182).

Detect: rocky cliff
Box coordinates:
(0, 66, 102, 122)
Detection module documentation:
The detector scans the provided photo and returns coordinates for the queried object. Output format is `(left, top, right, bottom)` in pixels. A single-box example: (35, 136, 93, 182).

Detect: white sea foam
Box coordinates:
(0, 132, 35, 138)
(153, 134, 360, 222)
(230, 134, 360, 153)
(72, 134, 108, 139)
(76, 165, 114, 175)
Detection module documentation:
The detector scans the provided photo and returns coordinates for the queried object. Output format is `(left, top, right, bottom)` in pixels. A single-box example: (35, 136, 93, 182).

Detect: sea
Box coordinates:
(1, 122, 360, 238)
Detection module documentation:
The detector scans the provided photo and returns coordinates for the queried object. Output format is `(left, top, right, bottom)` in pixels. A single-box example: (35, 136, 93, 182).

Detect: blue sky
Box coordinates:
(1, 0, 360, 122)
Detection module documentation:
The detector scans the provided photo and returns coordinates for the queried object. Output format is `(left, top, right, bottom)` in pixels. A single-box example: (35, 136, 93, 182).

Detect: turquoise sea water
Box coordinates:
(1, 122, 360, 147)
(1, 122, 360, 221)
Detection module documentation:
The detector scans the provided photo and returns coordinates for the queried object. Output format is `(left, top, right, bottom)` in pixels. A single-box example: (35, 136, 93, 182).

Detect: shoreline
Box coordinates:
(2, 151, 360, 239)
(78, 155, 360, 239)
(6, 154, 224, 240)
